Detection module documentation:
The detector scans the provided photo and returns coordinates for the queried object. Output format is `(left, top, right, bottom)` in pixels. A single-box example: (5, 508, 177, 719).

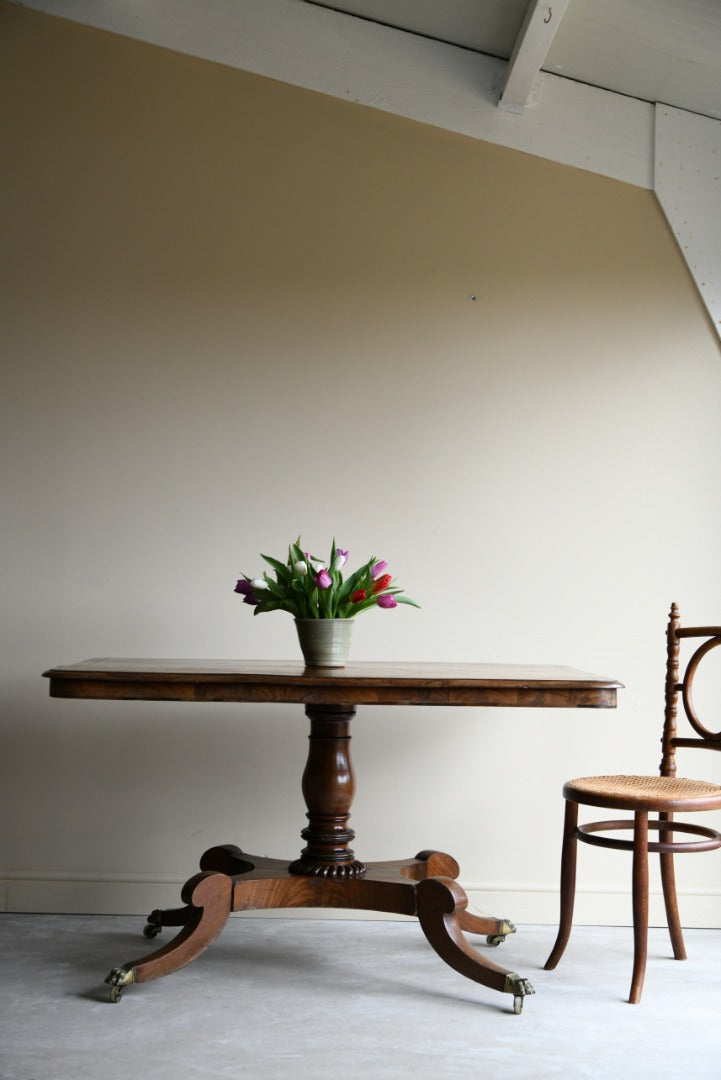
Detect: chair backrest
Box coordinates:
(660, 602, 721, 777)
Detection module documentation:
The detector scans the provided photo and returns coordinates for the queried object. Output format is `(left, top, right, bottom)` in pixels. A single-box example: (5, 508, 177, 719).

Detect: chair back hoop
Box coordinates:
(681, 635, 721, 742)
(662, 608, 721, 776)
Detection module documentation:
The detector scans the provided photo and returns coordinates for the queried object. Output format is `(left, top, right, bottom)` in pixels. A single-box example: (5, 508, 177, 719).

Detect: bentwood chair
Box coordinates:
(544, 603, 721, 1003)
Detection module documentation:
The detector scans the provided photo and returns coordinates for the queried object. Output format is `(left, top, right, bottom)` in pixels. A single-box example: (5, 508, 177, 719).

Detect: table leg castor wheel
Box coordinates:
(105, 966, 135, 1003)
(486, 919, 516, 947)
(143, 910, 163, 939)
(504, 974, 535, 1014)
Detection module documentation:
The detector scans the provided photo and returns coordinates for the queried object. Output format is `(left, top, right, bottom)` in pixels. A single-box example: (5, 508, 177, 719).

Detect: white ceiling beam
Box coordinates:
(655, 106, 721, 341)
(499, 0, 571, 113)
(14, 0, 653, 188)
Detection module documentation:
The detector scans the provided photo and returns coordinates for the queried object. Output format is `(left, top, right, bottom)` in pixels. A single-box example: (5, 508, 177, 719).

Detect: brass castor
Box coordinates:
(486, 919, 516, 947)
(505, 974, 535, 1015)
(105, 966, 134, 1003)
(142, 910, 163, 939)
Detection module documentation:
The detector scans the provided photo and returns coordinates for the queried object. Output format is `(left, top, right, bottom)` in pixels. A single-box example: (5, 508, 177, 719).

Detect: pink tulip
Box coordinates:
(376, 593, 397, 609)
(316, 569, 332, 589)
(371, 560, 388, 579)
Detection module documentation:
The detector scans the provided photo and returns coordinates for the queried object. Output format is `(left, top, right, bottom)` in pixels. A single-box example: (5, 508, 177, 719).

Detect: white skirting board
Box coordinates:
(3, 872, 720, 927)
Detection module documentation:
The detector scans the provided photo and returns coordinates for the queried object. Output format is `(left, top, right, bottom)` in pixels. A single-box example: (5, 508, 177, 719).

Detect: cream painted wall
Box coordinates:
(2, 5, 721, 926)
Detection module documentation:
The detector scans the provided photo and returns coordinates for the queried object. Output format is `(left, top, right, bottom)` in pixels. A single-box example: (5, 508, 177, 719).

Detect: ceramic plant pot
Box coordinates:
(294, 618, 354, 667)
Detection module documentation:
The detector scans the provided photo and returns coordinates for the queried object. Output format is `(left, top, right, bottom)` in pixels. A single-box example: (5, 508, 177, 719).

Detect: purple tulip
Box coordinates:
(234, 578, 259, 606)
(371, 560, 388, 579)
(316, 569, 332, 589)
(376, 593, 397, 609)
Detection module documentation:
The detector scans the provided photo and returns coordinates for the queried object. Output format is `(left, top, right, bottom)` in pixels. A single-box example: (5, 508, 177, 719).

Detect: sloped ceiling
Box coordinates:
(309, 0, 721, 120)
(10, 0, 721, 338)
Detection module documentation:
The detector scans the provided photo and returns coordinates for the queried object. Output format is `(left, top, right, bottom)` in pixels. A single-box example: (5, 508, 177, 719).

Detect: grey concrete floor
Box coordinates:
(1, 914, 720, 1080)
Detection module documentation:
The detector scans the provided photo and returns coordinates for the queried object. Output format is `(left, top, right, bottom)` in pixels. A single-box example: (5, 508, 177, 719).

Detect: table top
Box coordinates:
(43, 659, 621, 708)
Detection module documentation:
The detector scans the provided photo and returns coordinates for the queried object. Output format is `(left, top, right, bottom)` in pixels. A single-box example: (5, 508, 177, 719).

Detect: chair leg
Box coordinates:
(629, 809, 649, 1004)
(659, 811, 687, 961)
(544, 799, 579, 971)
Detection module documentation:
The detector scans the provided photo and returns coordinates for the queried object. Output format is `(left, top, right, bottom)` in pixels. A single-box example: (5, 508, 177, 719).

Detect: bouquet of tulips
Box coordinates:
(234, 539, 420, 619)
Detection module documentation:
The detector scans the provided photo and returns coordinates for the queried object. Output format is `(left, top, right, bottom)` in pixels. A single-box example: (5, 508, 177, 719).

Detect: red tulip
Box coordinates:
(371, 573, 392, 595)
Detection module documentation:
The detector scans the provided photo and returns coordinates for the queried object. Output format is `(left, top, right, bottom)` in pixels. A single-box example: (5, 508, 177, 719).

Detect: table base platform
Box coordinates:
(104, 845, 534, 1013)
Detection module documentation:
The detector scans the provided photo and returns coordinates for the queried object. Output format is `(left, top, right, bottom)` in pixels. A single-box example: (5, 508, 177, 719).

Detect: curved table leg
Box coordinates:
(458, 911, 517, 946)
(199, 843, 257, 876)
(105, 871, 233, 1002)
(400, 851, 516, 946)
(142, 904, 188, 939)
(142, 846, 254, 940)
(416, 876, 534, 1014)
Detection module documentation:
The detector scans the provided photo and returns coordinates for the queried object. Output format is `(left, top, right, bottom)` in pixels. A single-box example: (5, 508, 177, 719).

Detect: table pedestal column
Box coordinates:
(289, 704, 365, 878)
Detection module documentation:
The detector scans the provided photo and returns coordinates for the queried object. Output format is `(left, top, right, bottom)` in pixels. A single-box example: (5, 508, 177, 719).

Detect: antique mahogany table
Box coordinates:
(43, 659, 620, 1012)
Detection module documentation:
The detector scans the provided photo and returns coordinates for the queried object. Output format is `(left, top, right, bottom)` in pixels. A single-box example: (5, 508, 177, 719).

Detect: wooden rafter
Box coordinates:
(499, 0, 571, 112)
